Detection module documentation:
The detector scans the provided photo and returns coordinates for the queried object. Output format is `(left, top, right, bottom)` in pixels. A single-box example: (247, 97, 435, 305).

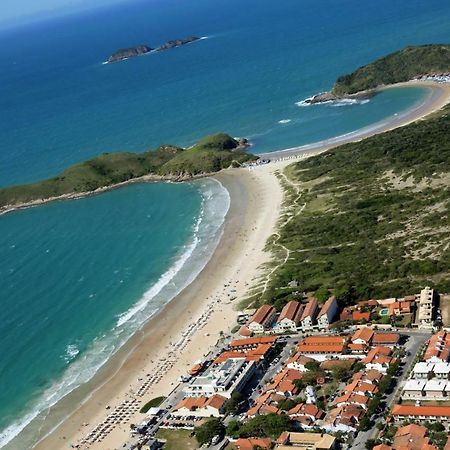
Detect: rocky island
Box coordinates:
(304, 44, 450, 104)
(107, 36, 201, 63)
(107, 45, 153, 63)
(0, 134, 255, 212)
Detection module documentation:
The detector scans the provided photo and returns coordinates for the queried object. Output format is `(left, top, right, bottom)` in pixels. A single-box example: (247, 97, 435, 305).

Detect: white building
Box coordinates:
(299, 298, 319, 331)
(274, 301, 304, 333)
(418, 286, 435, 329)
(183, 358, 256, 399)
(172, 394, 227, 418)
(248, 304, 277, 334)
(317, 296, 338, 330)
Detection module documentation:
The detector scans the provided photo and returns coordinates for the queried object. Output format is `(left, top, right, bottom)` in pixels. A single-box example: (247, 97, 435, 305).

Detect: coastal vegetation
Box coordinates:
(254, 105, 450, 306)
(0, 133, 255, 210)
(332, 44, 450, 95)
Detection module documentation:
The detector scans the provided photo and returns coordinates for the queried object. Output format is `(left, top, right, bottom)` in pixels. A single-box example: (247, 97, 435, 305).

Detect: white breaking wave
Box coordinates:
(63, 344, 80, 363)
(330, 98, 370, 107)
(278, 119, 291, 124)
(0, 179, 230, 450)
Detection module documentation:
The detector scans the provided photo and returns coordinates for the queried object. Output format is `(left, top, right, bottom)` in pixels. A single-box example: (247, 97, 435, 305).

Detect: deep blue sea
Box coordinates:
(1, 0, 450, 447)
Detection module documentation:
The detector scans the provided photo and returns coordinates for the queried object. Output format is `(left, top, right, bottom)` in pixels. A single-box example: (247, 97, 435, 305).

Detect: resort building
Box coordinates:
(392, 405, 450, 430)
(299, 298, 319, 331)
(248, 304, 277, 333)
(171, 394, 227, 418)
(274, 301, 304, 333)
(297, 335, 346, 354)
(229, 336, 278, 351)
(276, 432, 337, 450)
(418, 286, 435, 329)
(317, 296, 338, 330)
(183, 358, 256, 398)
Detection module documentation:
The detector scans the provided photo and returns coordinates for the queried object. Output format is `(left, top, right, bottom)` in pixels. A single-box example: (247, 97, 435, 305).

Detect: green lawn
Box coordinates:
(156, 429, 198, 450)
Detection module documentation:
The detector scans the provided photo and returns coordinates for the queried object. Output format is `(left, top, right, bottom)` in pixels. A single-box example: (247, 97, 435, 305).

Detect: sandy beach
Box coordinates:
(22, 80, 450, 450)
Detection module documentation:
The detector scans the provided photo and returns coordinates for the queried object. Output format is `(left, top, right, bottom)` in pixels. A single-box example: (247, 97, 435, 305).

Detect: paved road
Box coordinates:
(350, 331, 431, 449)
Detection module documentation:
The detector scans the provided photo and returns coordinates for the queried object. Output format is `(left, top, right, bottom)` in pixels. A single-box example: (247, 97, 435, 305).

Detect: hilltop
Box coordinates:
(0, 134, 255, 211)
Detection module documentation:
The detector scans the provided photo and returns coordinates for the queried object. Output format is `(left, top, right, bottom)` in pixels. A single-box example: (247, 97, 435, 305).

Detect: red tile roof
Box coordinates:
(352, 311, 371, 321)
(373, 332, 400, 345)
(392, 404, 450, 417)
(301, 298, 318, 320)
(351, 327, 374, 343)
(317, 296, 336, 318)
(251, 304, 276, 326)
(230, 336, 277, 348)
(278, 301, 303, 323)
(236, 438, 272, 450)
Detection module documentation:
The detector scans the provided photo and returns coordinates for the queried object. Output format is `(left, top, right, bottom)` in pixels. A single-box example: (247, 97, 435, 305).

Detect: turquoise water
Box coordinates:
(1, 0, 450, 447)
(380, 308, 389, 316)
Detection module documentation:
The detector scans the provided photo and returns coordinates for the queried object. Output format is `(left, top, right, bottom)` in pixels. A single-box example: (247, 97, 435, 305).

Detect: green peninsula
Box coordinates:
(333, 44, 450, 95)
(306, 44, 450, 103)
(0, 134, 255, 210)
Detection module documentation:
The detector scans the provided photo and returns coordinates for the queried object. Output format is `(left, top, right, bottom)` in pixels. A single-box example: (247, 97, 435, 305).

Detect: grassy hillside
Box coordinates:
(332, 44, 450, 95)
(256, 106, 450, 306)
(0, 134, 255, 208)
(159, 134, 253, 176)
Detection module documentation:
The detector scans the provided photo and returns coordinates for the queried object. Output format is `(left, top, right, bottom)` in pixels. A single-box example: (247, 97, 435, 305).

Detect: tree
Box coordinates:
(195, 418, 225, 445)
(331, 365, 352, 382)
(305, 361, 321, 371)
(315, 287, 329, 302)
(224, 392, 242, 414)
(226, 413, 294, 439)
(278, 398, 297, 411)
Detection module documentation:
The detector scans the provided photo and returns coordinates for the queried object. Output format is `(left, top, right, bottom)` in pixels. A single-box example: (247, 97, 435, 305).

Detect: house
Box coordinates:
(412, 362, 435, 379)
(418, 287, 435, 329)
(172, 394, 227, 417)
(434, 362, 450, 379)
(266, 368, 303, 397)
(392, 405, 450, 430)
(248, 304, 277, 333)
(363, 346, 395, 373)
(236, 438, 273, 450)
(274, 301, 304, 333)
(372, 332, 400, 346)
(401, 379, 427, 400)
(424, 331, 450, 363)
(373, 424, 438, 450)
(287, 353, 317, 372)
(287, 403, 325, 427)
(351, 327, 374, 346)
(322, 404, 363, 433)
(297, 336, 346, 354)
(317, 296, 338, 330)
(276, 431, 336, 450)
(300, 298, 319, 331)
(352, 310, 371, 322)
(388, 300, 414, 317)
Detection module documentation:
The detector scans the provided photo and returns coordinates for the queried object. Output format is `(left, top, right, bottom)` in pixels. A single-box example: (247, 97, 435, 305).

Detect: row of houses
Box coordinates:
(245, 297, 339, 335)
(373, 423, 440, 450)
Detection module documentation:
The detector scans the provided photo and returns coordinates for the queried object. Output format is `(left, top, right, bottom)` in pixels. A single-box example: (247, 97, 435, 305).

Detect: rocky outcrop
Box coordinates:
(107, 45, 153, 63)
(154, 36, 201, 52)
(304, 90, 375, 105)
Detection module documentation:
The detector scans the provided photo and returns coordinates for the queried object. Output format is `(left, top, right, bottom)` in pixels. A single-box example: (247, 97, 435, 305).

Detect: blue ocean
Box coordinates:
(1, 0, 450, 447)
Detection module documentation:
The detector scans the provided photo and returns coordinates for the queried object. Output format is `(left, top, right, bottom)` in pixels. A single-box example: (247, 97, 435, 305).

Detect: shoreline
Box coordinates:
(4, 79, 450, 450)
(2, 81, 449, 218)
(260, 80, 450, 160)
(25, 164, 285, 450)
